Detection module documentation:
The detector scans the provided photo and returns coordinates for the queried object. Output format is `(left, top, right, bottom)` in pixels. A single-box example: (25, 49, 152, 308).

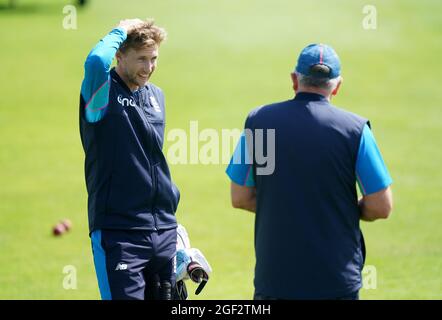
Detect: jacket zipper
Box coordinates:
(134, 88, 162, 231)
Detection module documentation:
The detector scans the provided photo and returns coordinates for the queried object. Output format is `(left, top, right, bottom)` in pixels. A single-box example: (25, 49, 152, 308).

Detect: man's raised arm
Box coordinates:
(80, 19, 143, 122)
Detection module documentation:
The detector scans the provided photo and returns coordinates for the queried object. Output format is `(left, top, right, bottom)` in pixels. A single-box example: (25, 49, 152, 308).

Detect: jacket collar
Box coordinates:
(294, 92, 328, 102)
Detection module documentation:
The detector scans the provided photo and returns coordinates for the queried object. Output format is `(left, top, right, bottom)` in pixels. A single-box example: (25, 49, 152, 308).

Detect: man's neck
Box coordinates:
(115, 66, 139, 92)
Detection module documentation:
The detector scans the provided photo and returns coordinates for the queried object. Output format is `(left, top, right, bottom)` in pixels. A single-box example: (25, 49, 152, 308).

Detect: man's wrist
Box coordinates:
(113, 27, 127, 36)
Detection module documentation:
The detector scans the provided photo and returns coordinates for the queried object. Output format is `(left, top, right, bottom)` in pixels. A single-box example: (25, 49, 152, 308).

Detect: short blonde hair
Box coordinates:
(119, 20, 167, 53)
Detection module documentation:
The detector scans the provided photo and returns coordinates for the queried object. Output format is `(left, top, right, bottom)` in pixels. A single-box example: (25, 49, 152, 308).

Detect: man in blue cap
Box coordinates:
(226, 44, 393, 299)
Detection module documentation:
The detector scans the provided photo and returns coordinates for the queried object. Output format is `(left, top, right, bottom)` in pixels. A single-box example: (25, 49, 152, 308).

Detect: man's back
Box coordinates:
(246, 92, 367, 299)
(227, 43, 392, 300)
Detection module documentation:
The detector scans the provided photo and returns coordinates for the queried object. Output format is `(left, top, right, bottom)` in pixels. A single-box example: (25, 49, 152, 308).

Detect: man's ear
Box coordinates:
(291, 72, 299, 92)
(115, 50, 122, 65)
(332, 77, 343, 96)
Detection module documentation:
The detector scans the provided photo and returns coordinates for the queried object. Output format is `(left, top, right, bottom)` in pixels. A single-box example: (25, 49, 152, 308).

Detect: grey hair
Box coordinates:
(296, 72, 341, 91)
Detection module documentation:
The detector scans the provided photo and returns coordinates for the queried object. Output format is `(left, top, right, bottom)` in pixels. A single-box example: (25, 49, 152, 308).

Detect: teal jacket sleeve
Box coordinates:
(80, 27, 127, 123)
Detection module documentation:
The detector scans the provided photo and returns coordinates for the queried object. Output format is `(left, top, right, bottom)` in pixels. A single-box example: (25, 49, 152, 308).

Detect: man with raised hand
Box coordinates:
(79, 19, 180, 300)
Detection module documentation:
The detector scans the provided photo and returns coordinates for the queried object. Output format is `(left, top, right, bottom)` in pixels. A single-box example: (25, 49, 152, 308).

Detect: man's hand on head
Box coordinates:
(117, 19, 144, 33)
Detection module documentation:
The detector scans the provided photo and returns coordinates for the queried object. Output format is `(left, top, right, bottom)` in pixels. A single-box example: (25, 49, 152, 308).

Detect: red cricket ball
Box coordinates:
(53, 223, 66, 236)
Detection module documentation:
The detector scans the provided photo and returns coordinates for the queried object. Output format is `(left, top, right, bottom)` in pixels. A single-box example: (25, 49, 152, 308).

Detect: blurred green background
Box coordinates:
(0, 0, 441, 299)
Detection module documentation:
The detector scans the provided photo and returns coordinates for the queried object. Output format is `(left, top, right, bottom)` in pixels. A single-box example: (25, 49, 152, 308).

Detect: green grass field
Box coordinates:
(0, 0, 441, 299)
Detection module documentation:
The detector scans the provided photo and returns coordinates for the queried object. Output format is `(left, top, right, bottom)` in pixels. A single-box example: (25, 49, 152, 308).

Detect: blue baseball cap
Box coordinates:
(295, 43, 341, 79)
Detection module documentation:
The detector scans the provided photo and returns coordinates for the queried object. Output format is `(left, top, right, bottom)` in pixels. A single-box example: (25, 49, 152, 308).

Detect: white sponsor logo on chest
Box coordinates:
(117, 94, 136, 107)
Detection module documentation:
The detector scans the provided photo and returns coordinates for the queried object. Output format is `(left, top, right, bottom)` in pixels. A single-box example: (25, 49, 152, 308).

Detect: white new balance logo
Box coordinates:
(115, 262, 128, 271)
